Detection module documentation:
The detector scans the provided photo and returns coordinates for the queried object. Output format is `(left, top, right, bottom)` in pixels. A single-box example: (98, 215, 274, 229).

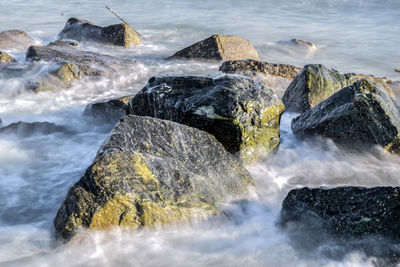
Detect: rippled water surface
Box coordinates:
(0, 0, 400, 266)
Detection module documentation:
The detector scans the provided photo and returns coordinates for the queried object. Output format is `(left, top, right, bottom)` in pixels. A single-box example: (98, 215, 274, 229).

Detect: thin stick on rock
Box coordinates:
(106, 5, 142, 37)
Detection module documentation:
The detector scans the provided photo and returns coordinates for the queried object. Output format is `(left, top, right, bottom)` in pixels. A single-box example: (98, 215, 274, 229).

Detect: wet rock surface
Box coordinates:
(58, 18, 141, 47)
(292, 79, 400, 152)
(0, 29, 35, 50)
(166, 34, 260, 61)
(0, 121, 72, 137)
(128, 75, 284, 163)
(282, 64, 393, 113)
(0, 51, 16, 64)
(281, 186, 400, 263)
(54, 115, 253, 239)
(83, 95, 132, 124)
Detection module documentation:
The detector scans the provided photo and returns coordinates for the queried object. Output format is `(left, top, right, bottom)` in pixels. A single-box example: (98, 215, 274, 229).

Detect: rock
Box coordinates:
(83, 95, 132, 124)
(219, 59, 301, 98)
(0, 121, 72, 137)
(26, 40, 133, 76)
(282, 64, 394, 113)
(166, 34, 260, 61)
(292, 79, 400, 152)
(26, 62, 82, 92)
(395, 68, 400, 73)
(291, 38, 317, 50)
(54, 115, 253, 239)
(128, 75, 284, 163)
(0, 29, 35, 50)
(58, 18, 141, 47)
(0, 51, 15, 64)
(281, 186, 400, 262)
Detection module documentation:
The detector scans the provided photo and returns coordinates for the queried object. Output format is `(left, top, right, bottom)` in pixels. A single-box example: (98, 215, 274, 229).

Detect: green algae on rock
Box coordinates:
(83, 95, 132, 125)
(54, 115, 253, 239)
(0, 29, 35, 50)
(0, 51, 15, 64)
(166, 34, 260, 61)
(291, 79, 400, 152)
(128, 75, 284, 163)
(282, 64, 394, 113)
(58, 18, 141, 47)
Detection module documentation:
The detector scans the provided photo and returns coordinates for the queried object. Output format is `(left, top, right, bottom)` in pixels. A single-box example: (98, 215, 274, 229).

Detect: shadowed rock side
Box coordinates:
(54, 115, 253, 240)
(220, 59, 301, 98)
(58, 18, 141, 47)
(281, 187, 400, 263)
(128, 75, 284, 163)
(166, 34, 260, 61)
(0, 51, 15, 64)
(0, 121, 72, 137)
(292, 79, 400, 152)
(282, 64, 394, 113)
(0, 29, 35, 50)
(83, 95, 132, 124)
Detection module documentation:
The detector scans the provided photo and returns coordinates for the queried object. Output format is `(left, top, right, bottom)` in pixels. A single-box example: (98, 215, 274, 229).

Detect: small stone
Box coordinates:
(0, 51, 15, 64)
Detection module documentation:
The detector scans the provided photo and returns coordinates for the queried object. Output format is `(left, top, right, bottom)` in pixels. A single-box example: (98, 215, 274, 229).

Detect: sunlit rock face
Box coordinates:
(54, 115, 253, 240)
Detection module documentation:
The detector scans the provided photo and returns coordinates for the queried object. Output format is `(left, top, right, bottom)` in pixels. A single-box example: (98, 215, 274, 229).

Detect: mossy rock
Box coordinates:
(128, 75, 284, 163)
(0, 29, 35, 50)
(54, 115, 253, 239)
(58, 18, 141, 47)
(0, 51, 15, 64)
(282, 64, 394, 113)
(83, 95, 132, 124)
(166, 34, 260, 61)
(292, 79, 400, 152)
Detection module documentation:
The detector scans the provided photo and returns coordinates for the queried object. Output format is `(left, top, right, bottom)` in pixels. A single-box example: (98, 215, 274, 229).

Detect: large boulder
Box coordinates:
(83, 95, 132, 124)
(220, 59, 301, 98)
(281, 186, 400, 262)
(128, 75, 284, 163)
(292, 79, 400, 152)
(0, 51, 15, 64)
(54, 115, 253, 239)
(282, 64, 393, 113)
(58, 18, 141, 47)
(0, 29, 35, 50)
(166, 34, 260, 61)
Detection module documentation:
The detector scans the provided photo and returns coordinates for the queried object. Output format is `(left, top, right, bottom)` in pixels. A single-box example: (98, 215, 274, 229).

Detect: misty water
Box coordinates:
(0, 0, 400, 266)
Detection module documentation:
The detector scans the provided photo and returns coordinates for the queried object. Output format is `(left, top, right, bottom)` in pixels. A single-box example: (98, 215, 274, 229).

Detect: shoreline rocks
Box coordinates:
(0, 51, 15, 64)
(292, 79, 400, 152)
(83, 95, 132, 125)
(0, 29, 35, 50)
(128, 75, 284, 163)
(282, 64, 394, 113)
(54, 115, 253, 240)
(0, 121, 72, 137)
(166, 34, 260, 61)
(58, 18, 141, 47)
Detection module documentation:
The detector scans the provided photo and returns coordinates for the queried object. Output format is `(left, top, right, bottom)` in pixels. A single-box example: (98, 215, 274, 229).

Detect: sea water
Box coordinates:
(0, 0, 399, 266)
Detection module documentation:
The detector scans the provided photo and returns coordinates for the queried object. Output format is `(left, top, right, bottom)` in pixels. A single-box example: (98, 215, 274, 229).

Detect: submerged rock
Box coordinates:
(128, 75, 284, 163)
(282, 64, 393, 113)
(54, 115, 253, 239)
(58, 18, 141, 47)
(220, 59, 301, 98)
(166, 34, 260, 61)
(0, 51, 15, 64)
(281, 186, 400, 262)
(292, 79, 400, 152)
(0, 29, 35, 50)
(83, 95, 131, 124)
(0, 121, 72, 137)
(395, 68, 400, 73)
(291, 38, 317, 50)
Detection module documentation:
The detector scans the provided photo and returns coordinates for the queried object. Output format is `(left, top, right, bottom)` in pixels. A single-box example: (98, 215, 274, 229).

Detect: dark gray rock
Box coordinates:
(281, 186, 400, 263)
(282, 64, 394, 113)
(291, 79, 400, 152)
(83, 95, 132, 124)
(58, 18, 141, 47)
(166, 34, 260, 61)
(54, 114, 253, 240)
(0, 29, 35, 50)
(0, 121, 72, 137)
(128, 75, 284, 163)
